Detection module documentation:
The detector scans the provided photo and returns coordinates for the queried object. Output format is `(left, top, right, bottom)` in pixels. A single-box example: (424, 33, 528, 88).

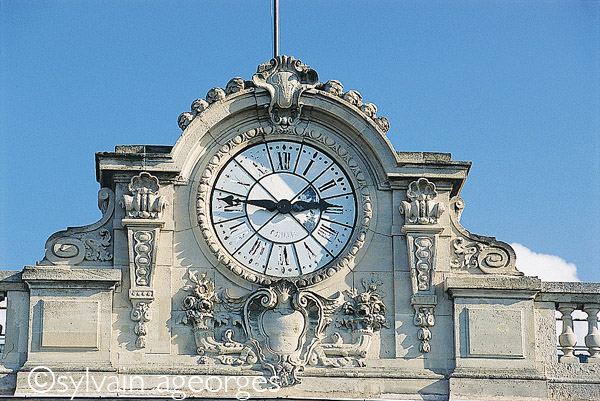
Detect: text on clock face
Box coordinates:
(210, 141, 357, 277)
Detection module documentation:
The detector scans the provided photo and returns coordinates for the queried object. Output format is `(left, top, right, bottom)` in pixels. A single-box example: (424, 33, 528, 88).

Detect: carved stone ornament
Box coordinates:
(449, 197, 522, 275)
(195, 125, 372, 288)
(405, 232, 439, 353)
(178, 57, 389, 134)
(413, 303, 435, 353)
(121, 171, 166, 348)
(252, 55, 318, 127)
(121, 172, 166, 219)
(400, 178, 444, 225)
(40, 188, 115, 266)
(131, 299, 152, 348)
(180, 272, 387, 386)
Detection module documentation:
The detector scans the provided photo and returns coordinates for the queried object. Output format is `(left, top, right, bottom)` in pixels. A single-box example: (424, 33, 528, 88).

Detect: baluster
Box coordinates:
(584, 303, 600, 363)
(558, 303, 578, 363)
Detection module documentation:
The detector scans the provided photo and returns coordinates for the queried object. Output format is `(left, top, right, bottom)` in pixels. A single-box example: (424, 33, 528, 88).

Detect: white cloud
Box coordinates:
(511, 243, 580, 282)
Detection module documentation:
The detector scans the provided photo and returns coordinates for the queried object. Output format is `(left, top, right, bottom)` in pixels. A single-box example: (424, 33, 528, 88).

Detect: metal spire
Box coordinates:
(273, 0, 280, 57)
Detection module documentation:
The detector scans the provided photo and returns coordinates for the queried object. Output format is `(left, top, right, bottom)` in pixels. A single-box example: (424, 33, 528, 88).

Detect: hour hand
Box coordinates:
(219, 195, 278, 211)
(291, 199, 339, 212)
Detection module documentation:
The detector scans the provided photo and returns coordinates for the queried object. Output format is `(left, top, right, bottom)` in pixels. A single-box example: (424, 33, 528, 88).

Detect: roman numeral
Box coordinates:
(326, 205, 343, 214)
(304, 243, 316, 259)
(319, 179, 336, 192)
(302, 159, 315, 176)
(317, 225, 338, 240)
(277, 152, 291, 170)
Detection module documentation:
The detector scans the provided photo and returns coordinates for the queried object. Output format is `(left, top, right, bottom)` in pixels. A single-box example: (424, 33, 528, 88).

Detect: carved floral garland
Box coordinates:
(195, 125, 372, 288)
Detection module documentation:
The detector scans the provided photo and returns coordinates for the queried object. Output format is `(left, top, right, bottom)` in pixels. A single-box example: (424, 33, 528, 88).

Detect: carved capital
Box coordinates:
(252, 55, 318, 127)
(120, 172, 166, 219)
(400, 178, 444, 225)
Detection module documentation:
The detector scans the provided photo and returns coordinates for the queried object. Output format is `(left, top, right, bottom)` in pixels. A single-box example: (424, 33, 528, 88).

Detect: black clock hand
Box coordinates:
(219, 195, 278, 212)
(291, 199, 339, 212)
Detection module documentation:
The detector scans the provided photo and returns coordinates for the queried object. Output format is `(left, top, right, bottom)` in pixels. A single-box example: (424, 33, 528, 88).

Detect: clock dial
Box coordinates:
(210, 140, 357, 277)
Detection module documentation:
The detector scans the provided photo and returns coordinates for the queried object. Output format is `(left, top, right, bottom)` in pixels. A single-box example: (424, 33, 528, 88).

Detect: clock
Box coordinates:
(209, 140, 357, 278)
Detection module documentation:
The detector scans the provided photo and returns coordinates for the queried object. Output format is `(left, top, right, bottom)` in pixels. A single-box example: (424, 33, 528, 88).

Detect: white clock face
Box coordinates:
(210, 140, 357, 277)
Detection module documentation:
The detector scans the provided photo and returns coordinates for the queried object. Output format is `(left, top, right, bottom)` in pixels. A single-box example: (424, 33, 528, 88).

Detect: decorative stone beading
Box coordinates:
(195, 125, 372, 288)
(180, 274, 387, 385)
(40, 188, 115, 266)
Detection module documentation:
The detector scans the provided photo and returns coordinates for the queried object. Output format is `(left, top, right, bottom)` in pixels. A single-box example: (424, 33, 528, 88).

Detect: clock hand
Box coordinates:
(291, 199, 340, 212)
(219, 195, 278, 212)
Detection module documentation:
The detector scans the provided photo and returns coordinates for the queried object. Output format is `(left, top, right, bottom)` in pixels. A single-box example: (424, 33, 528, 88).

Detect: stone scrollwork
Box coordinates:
(253, 55, 319, 127)
(41, 188, 115, 266)
(196, 125, 372, 288)
(400, 178, 444, 225)
(180, 273, 387, 386)
(449, 197, 521, 275)
(121, 172, 166, 219)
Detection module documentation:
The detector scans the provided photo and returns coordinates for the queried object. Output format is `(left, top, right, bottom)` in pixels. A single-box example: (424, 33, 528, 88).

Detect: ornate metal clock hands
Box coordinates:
(219, 195, 339, 213)
(219, 195, 278, 211)
(291, 199, 337, 212)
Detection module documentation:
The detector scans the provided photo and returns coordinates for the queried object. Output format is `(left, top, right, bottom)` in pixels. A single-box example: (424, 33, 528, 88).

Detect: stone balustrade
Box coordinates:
(537, 282, 600, 363)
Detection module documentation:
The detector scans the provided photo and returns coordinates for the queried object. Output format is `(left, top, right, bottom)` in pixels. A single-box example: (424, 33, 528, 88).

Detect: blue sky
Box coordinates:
(1, 1, 599, 282)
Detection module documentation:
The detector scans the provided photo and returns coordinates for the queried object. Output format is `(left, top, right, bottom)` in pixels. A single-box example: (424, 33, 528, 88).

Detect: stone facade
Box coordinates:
(0, 56, 598, 400)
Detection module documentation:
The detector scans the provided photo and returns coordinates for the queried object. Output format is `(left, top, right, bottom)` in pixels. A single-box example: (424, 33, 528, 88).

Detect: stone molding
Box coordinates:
(22, 266, 121, 289)
(180, 272, 387, 386)
(40, 188, 115, 266)
(449, 196, 521, 275)
(195, 125, 372, 288)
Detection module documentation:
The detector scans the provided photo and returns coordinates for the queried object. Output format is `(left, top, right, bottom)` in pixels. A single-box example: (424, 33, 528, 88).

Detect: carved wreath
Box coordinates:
(195, 125, 372, 288)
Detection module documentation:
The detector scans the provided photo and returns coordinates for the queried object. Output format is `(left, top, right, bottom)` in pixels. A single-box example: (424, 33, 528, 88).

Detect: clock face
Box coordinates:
(210, 140, 357, 277)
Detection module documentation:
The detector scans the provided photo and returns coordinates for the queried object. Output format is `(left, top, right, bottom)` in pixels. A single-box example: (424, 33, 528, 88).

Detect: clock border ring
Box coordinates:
(195, 125, 372, 288)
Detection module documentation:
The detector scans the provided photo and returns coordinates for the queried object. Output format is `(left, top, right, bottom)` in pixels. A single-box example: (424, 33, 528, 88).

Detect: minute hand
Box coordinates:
(291, 199, 338, 212)
(219, 195, 278, 211)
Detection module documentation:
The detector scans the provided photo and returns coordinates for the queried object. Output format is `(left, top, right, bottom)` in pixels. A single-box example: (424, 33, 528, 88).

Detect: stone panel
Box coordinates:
(466, 307, 524, 358)
(41, 300, 99, 349)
